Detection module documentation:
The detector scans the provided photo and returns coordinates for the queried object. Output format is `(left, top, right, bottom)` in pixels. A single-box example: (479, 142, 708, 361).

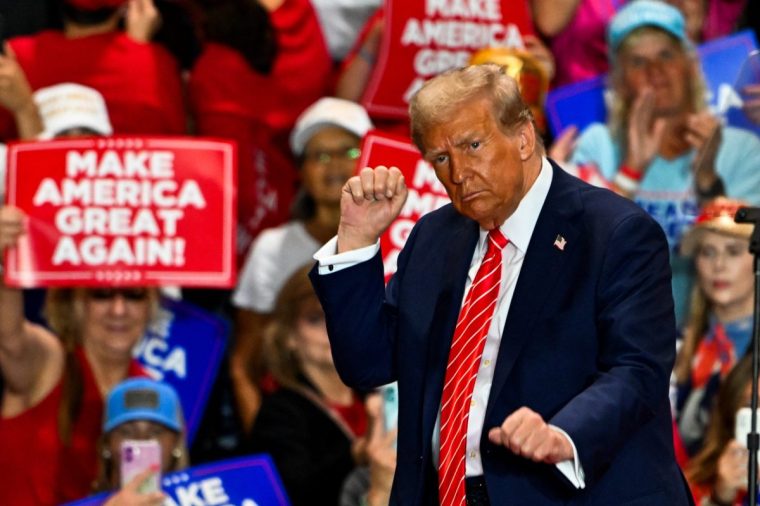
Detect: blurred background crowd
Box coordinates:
(0, 0, 759, 504)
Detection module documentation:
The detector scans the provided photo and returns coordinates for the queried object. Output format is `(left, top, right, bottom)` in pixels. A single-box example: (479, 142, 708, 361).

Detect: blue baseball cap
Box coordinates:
(104, 378, 182, 433)
(608, 0, 688, 52)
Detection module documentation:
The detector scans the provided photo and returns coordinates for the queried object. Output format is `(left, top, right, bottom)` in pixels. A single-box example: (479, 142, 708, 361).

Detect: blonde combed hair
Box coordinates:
(409, 63, 544, 154)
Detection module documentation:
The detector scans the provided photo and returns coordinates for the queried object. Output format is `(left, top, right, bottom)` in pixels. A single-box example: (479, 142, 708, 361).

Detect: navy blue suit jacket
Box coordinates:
(311, 161, 693, 505)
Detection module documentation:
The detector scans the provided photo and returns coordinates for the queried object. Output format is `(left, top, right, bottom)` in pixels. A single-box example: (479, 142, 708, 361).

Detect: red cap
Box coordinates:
(65, 0, 128, 11)
(680, 197, 753, 256)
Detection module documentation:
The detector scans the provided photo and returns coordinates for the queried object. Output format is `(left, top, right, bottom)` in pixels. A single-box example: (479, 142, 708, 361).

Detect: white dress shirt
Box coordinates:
(314, 158, 585, 488)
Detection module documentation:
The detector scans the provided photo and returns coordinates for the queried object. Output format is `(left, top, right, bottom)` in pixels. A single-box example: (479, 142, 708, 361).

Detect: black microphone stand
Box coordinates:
(735, 206, 760, 505)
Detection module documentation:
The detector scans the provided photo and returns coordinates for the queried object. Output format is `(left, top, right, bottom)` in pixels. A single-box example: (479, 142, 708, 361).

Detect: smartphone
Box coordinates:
(120, 439, 161, 493)
(735, 407, 760, 448)
(379, 382, 398, 432)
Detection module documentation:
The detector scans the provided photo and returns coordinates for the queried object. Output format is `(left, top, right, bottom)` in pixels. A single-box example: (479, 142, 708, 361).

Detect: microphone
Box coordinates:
(735, 207, 760, 224)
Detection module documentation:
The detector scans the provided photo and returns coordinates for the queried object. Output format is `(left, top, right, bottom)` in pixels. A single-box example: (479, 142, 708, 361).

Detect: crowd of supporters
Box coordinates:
(0, 0, 759, 504)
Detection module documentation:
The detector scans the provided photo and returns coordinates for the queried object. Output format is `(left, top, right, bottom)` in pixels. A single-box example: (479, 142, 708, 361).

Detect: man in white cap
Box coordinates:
(230, 97, 373, 433)
(34, 82, 113, 139)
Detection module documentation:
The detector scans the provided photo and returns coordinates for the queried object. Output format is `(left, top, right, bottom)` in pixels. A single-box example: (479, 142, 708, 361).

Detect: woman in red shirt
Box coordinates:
(0, 206, 156, 505)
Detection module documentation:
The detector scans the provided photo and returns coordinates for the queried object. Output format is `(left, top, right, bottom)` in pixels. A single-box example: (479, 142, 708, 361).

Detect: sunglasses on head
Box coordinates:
(87, 288, 149, 302)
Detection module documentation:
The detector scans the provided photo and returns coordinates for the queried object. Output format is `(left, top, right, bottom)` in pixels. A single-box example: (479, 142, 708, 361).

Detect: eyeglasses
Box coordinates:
(87, 288, 150, 302)
(303, 147, 361, 165)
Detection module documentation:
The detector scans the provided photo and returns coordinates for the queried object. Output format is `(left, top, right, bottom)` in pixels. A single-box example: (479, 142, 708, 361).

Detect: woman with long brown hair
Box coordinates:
(686, 355, 755, 505)
(246, 263, 369, 505)
(674, 198, 755, 455)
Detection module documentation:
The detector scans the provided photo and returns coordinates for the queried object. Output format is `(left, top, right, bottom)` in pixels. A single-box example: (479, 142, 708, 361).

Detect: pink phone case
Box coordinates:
(120, 439, 162, 493)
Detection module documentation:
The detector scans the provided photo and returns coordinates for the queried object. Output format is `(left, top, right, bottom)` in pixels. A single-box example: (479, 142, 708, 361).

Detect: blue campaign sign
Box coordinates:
(725, 50, 760, 135)
(544, 75, 607, 139)
(545, 30, 759, 137)
(134, 297, 228, 443)
(64, 455, 290, 506)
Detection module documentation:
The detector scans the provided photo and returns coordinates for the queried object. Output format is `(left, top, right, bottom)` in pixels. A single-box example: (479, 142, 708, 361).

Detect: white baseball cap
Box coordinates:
(34, 83, 113, 139)
(290, 97, 373, 156)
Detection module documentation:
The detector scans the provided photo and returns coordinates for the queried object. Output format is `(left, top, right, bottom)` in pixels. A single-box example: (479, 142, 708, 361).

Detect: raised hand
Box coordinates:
(0, 206, 24, 255)
(487, 406, 573, 464)
(523, 35, 555, 83)
(363, 393, 397, 506)
(686, 111, 722, 191)
(548, 125, 578, 163)
(0, 52, 34, 115)
(625, 88, 666, 175)
(337, 166, 408, 253)
(125, 0, 162, 43)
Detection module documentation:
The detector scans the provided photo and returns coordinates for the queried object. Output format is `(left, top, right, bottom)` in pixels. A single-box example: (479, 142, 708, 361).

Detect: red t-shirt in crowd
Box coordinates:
(0, 348, 145, 506)
(189, 0, 333, 258)
(329, 393, 368, 438)
(0, 30, 185, 138)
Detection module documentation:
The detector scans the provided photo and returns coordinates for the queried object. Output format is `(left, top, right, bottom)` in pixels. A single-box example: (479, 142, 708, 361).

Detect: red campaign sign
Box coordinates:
(361, 0, 535, 119)
(358, 131, 450, 281)
(4, 137, 237, 288)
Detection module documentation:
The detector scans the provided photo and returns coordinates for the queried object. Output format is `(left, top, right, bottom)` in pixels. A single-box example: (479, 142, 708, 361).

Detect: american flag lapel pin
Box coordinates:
(553, 234, 567, 251)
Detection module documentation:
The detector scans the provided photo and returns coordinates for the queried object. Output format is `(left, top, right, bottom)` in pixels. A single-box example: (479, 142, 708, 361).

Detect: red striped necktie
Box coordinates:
(438, 228, 509, 505)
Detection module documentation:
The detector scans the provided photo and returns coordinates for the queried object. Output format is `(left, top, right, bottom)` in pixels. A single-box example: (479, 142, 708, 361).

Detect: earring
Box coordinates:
(101, 449, 112, 460)
(171, 448, 182, 459)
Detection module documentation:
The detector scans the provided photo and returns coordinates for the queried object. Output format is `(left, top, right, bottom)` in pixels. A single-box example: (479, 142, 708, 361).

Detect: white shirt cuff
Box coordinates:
(313, 236, 381, 274)
(550, 425, 586, 489)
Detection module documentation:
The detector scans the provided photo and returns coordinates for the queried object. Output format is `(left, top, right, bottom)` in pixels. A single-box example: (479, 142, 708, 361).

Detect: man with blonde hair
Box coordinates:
(311, 64, 693, 505)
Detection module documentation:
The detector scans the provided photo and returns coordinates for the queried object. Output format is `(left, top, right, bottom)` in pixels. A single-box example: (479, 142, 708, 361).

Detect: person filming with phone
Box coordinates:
(96, 377, 188, 506)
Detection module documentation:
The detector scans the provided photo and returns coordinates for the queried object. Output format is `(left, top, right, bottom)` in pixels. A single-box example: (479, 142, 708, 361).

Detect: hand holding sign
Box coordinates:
(338, 166, 408, 253)
(125, 0, 162, 43)
(0, 52, 34, 116)
(0, 205, 24, 255)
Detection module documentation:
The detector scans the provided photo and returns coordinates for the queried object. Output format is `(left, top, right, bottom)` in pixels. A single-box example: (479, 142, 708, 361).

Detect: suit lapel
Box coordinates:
(485, 164, 583, 419)
(420, 215, 480, 448)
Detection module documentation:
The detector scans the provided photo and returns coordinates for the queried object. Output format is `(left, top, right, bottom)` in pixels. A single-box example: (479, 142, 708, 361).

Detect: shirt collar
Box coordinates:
(479, 157, 553, 254)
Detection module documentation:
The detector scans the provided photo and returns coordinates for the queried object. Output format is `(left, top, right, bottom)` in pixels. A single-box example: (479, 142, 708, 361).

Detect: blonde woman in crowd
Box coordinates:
(567, 1, 760, 327)
(0, 206, 158, 505)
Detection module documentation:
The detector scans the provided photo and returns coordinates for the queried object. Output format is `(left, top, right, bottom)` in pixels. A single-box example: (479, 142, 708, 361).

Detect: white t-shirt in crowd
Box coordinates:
(232, 220, 321, 313)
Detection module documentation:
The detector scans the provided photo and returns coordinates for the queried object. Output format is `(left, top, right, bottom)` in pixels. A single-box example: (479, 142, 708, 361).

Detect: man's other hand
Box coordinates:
(488, 406, 574, 464)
